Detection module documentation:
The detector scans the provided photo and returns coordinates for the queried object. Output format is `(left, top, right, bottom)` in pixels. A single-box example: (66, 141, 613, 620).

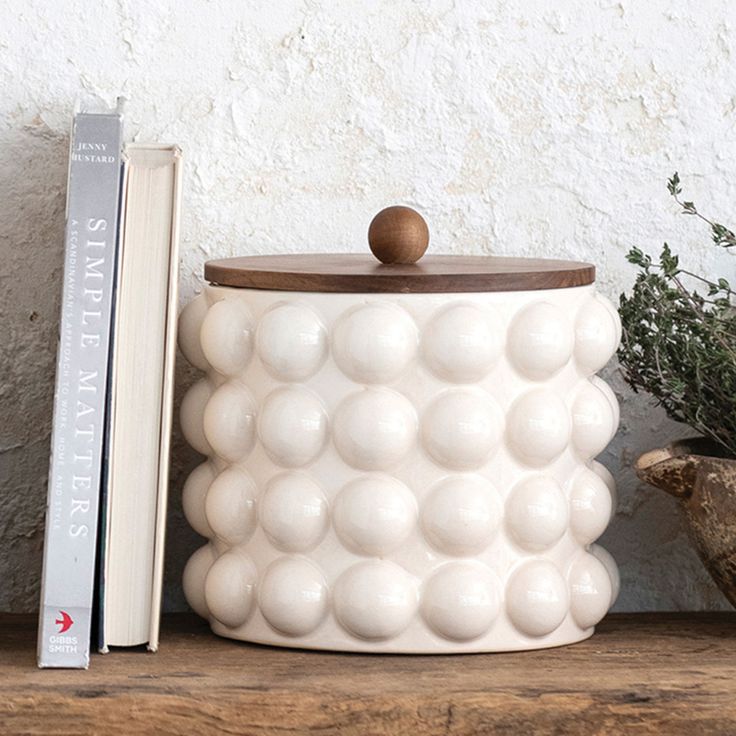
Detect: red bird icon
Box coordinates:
(55, 610, 73, 633)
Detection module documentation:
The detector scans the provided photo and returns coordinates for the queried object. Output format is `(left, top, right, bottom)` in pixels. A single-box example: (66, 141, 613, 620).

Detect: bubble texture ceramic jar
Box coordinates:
(179, 213, 620, 653)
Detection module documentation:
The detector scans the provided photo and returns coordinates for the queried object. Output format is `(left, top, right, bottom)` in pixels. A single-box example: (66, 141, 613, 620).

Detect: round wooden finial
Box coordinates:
(368, 206, 430, 264)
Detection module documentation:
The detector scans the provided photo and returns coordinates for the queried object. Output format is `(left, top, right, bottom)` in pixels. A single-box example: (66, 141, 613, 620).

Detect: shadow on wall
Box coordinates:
(0, 116, 69, 612)
(594, 364, 731, 613)
(0, 114, 205, 614)
(164, 358, 209, 613)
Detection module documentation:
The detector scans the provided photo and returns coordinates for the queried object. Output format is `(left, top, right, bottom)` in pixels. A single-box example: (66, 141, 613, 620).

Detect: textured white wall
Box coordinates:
(1, 0, 734, 612)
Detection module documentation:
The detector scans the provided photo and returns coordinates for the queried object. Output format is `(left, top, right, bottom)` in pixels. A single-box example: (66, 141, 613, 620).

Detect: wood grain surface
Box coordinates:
(2, 613, 735, 735)
(204, 254, 595, 293)
(367, 206, 430, 264)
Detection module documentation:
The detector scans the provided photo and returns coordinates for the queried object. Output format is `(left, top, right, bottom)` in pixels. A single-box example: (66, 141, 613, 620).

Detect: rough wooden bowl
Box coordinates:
(636, 438, 736, 608)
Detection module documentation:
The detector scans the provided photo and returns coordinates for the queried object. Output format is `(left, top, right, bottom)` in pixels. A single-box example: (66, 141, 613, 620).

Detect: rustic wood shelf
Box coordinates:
(2, 612, 735, 735)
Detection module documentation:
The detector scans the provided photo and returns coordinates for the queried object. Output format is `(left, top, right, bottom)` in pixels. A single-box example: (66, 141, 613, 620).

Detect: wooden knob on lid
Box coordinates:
(368, 205, 430, 264)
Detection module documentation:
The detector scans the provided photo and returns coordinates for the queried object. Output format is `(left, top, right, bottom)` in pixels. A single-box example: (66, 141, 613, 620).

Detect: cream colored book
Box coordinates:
(100, 144, 182, 651)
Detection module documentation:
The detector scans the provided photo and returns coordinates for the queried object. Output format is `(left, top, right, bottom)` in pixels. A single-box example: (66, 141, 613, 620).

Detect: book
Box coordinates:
(37, 109, 124, 668)
(98, 144, 182, 651)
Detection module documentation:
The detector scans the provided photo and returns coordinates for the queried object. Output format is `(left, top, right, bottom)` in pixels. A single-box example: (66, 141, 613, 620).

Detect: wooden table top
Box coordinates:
(2, 612, 735, 735)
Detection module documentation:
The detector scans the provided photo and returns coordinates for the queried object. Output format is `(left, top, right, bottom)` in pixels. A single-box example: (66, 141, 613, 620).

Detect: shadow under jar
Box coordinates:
(178, 207, 621, 653)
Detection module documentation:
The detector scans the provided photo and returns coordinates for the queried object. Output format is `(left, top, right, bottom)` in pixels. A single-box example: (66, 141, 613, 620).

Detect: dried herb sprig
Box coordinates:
(618, 174, 736, 457)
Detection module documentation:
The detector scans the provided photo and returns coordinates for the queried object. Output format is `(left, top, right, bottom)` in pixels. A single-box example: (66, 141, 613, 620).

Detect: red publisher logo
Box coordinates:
(55, 610, 74, 633)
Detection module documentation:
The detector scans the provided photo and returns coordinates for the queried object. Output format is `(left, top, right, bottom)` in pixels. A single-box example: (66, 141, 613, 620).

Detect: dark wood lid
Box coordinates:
(205, 206, 595, 293)
(204, 254, 595, 293)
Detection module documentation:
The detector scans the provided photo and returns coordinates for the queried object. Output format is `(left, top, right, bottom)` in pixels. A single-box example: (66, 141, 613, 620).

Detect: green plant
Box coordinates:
(618, 173, 736, 457)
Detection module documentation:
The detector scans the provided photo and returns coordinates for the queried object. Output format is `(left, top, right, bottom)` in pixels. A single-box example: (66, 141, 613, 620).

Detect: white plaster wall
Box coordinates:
(1, 0, 734, 613)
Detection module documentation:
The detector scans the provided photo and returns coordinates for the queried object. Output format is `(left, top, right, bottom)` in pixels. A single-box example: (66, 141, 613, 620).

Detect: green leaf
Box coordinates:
(667, 172, 681, 196)
(617, 174, 736, 458)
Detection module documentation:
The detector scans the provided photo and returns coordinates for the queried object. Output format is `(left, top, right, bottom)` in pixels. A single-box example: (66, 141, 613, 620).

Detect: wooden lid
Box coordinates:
(205, 254, 594, 293)
(205, 207, 595, 293)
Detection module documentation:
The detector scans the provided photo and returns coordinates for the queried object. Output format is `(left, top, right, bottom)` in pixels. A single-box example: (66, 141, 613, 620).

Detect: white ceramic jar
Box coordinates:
(179, 210, 620, 653)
